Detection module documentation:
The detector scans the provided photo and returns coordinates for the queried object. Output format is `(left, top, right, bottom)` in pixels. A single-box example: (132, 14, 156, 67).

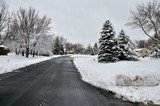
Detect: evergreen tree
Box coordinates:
(52, 37, 64, 55)
(93, 43, 98, 55)
(117, 30, 136, 60)
(98, 20, 119, 63)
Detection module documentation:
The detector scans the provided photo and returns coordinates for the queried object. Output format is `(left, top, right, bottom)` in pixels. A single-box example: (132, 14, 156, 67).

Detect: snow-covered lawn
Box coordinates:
(0, 53, 60, 74)
(72, 55, 160, 105)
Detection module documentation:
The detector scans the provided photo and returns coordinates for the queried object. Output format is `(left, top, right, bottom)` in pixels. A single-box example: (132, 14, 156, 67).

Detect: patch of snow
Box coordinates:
(0, 45, 6, 48)
(0, 53, 60, 74)
(72, 55, 160, 105)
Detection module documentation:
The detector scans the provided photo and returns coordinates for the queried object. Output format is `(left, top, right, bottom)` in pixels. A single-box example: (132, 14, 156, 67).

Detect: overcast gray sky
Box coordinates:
(7, 0, 151, 45)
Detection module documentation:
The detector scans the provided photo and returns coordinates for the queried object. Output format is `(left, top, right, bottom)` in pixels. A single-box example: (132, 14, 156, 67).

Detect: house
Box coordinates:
(0, 45, 10, 55)
(134, 48, 150, 58)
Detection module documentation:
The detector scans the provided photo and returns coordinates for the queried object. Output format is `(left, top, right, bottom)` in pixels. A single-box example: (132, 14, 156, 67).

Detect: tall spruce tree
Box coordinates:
(98, 20, 119, 63)
(117, 30, 136, 60)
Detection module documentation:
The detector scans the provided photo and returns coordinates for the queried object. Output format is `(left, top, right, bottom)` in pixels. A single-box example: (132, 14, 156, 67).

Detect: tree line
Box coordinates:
(53, 37, 99, 56)
(0, 0, 98, 57)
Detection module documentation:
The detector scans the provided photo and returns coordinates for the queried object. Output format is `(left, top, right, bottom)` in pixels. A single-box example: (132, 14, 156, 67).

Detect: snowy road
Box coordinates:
(0, 56, 137, 106)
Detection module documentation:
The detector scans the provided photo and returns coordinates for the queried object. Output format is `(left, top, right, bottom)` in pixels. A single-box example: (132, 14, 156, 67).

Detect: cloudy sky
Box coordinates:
(7, 0, 151, 45)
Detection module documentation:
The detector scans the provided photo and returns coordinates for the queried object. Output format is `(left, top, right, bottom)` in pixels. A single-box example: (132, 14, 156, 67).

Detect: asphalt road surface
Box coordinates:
(0, 56, 139, 106)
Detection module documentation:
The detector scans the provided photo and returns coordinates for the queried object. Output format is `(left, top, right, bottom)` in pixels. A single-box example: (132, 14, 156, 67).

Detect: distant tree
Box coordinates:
(117, 30, 136, 60)
(0, 0, 11, 45)
(63, 42, 85, 54)
(93, 43, 98, 55)
(98, 20, 119, 63)
(52, 36, 64, 55)
(58, 36, 67, 47)
(65, 42, 74, 54)
(136, 40, 147, 48)
(147, 35, 160, 48)
(127, 0, 160, 44)
(73, 43, 85, 54)
(85, 44, 94, 55)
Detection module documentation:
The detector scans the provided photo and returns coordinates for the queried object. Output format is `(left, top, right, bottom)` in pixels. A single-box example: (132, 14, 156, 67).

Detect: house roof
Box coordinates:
(134, 48, 150, 52)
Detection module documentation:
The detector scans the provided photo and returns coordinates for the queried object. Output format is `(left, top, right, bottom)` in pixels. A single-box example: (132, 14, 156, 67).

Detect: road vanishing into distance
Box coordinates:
(0, 56, 147, 106)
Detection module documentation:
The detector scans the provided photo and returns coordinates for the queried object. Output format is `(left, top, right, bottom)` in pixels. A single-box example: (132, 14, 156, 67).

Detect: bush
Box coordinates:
(0, 47, 10, 55)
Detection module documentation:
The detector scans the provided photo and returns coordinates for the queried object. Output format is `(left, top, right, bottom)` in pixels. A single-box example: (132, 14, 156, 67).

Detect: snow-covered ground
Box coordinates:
(0, 53, 60, 74)
(72, 55, 160, 105)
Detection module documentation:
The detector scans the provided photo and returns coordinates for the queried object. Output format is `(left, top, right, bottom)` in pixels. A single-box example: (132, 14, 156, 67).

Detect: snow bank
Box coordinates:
(72, 55, 160, 105)
(116, 74, 159, 86)
(0, 53, 60, 74)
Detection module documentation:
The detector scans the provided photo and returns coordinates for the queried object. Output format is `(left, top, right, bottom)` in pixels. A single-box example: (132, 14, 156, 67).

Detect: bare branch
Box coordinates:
(0, 0, 11, 45)
(127, 0, 160, 44)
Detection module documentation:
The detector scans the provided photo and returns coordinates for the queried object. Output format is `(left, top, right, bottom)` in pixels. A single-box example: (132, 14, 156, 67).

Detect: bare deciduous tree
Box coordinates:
(73, 43, 85, 54)
(0, 0, 11, 45)
(64, 42, 85, 54)
(65, 42, 74, 54)
(127, 0, 160, 44)
(136, 40, 147, 48)
(13, 7, 51, 58)
(84, 44, 94, 55)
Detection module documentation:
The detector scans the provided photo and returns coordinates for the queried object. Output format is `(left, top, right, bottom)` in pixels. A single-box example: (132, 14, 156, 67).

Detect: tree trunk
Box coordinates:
(15, 49, 18, 55)
(26, 47, 29, 58)
(33, 50, 35, 57)
(22, 51, 24, 56)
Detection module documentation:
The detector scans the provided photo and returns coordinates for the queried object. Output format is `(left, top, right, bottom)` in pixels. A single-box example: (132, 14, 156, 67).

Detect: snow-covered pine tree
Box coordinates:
(93, 43, 99, 55)
(98, 20, 119, 63)
(52, 37, 64, 55)
(117, 30, 136, 60)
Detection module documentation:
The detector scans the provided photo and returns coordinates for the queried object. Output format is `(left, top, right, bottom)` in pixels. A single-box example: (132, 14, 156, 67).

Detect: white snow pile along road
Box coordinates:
(72, 55, 160, 105)
(0, 53, 60, 74)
